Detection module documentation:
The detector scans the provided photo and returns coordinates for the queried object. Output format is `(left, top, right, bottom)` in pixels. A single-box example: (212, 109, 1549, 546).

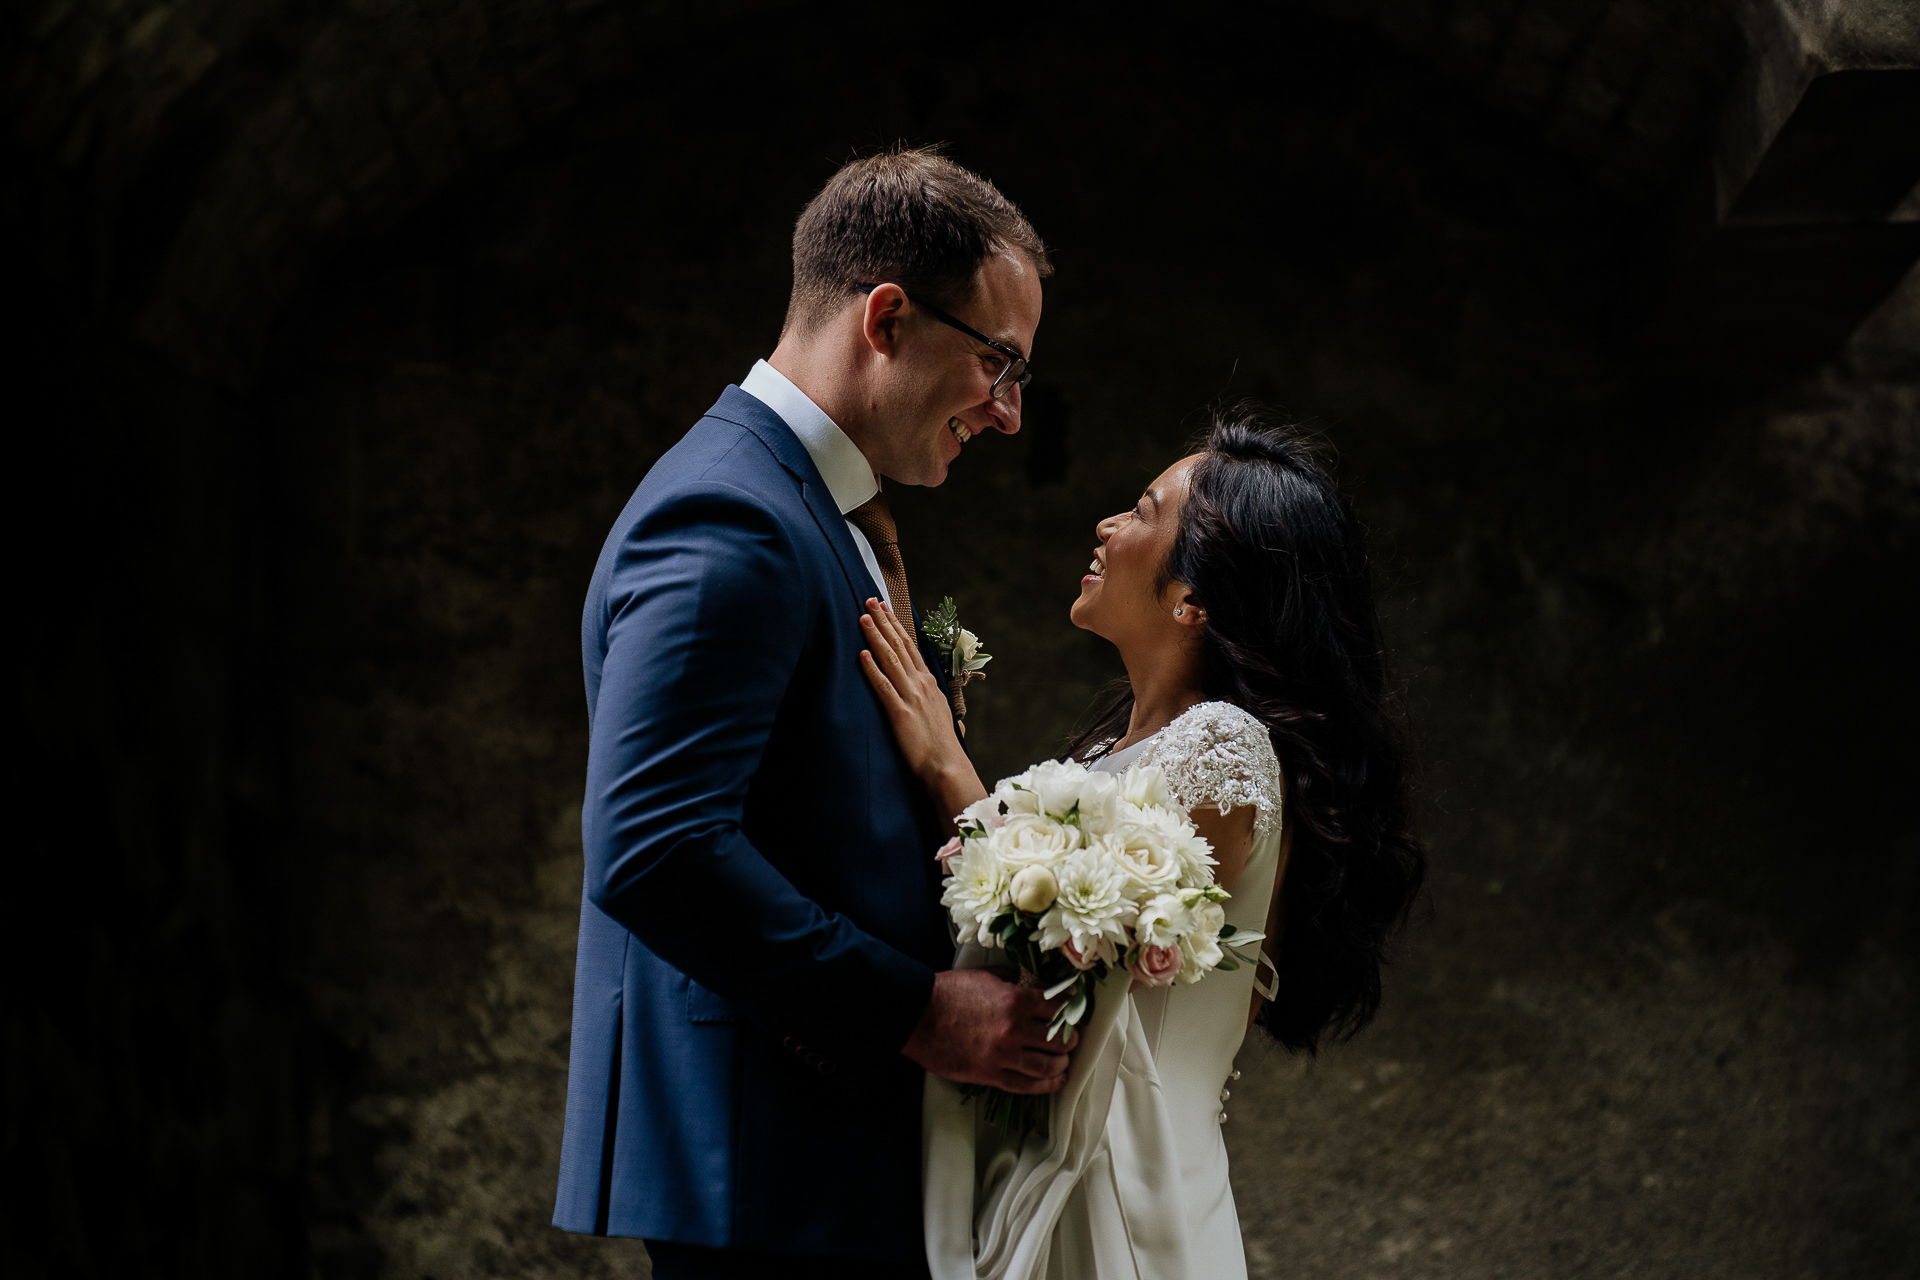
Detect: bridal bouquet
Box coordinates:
(936, 757, 1264, 1137)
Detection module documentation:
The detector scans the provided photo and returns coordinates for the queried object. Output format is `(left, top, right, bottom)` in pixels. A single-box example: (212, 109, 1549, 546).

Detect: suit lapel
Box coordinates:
(708, 387, 968, 777)
(706, 385, 883, 615)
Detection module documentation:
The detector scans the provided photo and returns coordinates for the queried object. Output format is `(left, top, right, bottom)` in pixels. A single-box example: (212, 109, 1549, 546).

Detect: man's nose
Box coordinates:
(987, 383, 1021, 434)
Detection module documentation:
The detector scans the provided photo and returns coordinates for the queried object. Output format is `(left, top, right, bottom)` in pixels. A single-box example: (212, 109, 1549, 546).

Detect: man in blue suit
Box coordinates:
(554, 149, 1064, 1278)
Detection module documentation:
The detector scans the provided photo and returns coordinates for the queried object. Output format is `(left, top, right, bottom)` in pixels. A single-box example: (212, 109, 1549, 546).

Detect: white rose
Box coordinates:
(1010, 865, 1059, 913)
(1101, 822, 1184, 896)
(1187, 897, 1226, 940)
(1175, 893, 1232, 982)
(1125, 804, 1215, 888)
(994, 811, 1081, 866)
(994, 777, 1042, 817)
(958, 794, 1006, 833)
(1018, 759, 1093, 819)
(1119, 763, 1174, 809)
(1075, 770, 1120, 836)
(957, 628, 979, 662)
(1177, 928, 1223, 984)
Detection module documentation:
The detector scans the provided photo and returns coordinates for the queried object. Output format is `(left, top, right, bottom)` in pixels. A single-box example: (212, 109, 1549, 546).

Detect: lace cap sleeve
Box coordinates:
(1139, 701, 1283, 843)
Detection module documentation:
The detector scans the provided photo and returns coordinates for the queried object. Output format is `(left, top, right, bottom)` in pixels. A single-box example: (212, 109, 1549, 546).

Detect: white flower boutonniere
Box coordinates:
(923, 597, 991, 724)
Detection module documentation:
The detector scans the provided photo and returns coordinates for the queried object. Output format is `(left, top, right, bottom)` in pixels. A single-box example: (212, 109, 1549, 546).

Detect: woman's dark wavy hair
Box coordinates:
(1066, 408, 1426, 1053)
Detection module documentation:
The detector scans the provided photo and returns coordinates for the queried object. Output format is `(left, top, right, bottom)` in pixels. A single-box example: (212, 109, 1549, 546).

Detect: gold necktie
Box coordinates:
(846, 491, 915, 638)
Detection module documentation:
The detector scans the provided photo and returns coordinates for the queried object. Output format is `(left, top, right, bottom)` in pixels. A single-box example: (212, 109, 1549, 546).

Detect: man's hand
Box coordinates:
(902, 968, 1072, 1094)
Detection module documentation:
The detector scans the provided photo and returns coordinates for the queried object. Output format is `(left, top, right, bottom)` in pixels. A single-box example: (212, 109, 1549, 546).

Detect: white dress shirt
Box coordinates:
(739, 359, 892, 607)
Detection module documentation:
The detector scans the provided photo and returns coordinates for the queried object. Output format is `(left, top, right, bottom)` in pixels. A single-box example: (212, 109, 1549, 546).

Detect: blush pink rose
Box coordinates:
(1127, 943, 1182, 987)
(934, 837, 964, 873)
(1061, 938, 1101, 971)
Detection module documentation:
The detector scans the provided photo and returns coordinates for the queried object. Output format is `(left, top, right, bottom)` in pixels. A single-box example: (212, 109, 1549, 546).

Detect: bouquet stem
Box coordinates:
(964, 1083, 1054, 1142)
(957, 922, 1100, 1143)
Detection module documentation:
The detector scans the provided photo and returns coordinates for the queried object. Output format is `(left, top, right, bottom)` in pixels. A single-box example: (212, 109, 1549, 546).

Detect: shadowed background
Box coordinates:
(6, 1, 1919, 1277)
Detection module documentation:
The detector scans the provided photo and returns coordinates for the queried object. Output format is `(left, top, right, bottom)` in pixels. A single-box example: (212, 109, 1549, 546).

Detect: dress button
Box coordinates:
(1230, 1070, 1242, 1080)
(1220, 1089, 1232, 1103)
(1218, 1112, 1228, 1124)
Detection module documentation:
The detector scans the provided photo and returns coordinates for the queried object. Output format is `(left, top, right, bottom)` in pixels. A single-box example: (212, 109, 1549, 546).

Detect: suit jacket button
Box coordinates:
(818, 1061, 837, 1076)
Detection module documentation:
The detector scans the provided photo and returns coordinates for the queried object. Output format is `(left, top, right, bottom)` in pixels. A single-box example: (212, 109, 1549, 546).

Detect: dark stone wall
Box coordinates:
(7, 4, 1917, 1278)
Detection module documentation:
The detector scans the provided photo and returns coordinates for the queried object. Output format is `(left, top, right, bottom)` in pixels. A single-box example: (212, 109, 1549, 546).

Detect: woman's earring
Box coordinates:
(1175, 606, 1184, 617)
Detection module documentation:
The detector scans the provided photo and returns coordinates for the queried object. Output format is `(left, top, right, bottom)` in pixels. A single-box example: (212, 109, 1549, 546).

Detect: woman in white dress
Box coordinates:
(857, 411, 1426, 1279)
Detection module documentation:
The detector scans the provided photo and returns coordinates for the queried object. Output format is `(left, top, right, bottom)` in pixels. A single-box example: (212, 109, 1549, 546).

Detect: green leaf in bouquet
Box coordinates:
(1223, 937, 1266, 968)
(1043, 972, 1081, 1000)
(1063, 988, 1088, 1026)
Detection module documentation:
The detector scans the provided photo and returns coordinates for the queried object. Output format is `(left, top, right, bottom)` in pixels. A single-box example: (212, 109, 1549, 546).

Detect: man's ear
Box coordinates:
(861, 283, 909, 356)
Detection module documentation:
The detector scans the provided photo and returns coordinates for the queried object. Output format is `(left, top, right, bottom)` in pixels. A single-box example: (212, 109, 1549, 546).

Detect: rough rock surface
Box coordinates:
(7, 4, 1916, 1277)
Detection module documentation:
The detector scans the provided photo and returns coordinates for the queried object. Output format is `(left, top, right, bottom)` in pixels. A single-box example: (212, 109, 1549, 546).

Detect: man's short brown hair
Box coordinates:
(784, 146, 1052, 337)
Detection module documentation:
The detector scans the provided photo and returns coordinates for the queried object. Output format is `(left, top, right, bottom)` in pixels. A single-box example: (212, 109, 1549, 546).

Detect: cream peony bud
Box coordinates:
(1010, 865, 1060, 913)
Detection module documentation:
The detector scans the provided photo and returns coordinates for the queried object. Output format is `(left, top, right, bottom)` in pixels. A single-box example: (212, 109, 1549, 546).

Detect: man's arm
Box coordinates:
(585, 480, 932, 1065)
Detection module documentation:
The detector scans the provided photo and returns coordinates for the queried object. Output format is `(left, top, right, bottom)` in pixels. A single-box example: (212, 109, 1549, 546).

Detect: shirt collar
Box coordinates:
(740, 360, 878, 516)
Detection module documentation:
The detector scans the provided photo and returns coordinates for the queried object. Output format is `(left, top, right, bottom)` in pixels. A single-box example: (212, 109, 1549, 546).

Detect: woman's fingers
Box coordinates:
(879, 598, 917, 671)
(857, 648, 908, 707)
(862, 600, 904, 669)
(860, 615, 912, 690)
(860, 599, 956, 743)
(869, 597, 931, 675)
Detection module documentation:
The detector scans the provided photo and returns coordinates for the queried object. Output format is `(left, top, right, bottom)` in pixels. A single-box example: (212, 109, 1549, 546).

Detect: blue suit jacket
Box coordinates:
(553, 387, 953, 1262)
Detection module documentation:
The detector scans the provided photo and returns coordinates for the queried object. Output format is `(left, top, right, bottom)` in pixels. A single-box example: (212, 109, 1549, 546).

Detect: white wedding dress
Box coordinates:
(924, 701, 1285, 1280)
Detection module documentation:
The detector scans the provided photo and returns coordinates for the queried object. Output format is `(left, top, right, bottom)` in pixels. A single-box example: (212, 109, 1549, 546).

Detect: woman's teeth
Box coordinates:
(1088, 559, 1102, 576)
(950, 419, 973, 445)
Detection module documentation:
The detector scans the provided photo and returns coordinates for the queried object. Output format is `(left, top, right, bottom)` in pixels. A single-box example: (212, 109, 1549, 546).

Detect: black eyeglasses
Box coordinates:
(857, 283, 1032, 400)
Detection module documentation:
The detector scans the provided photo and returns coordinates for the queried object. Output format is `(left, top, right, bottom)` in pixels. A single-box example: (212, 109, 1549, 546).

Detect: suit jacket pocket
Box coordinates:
(687, 978, 738, 1024)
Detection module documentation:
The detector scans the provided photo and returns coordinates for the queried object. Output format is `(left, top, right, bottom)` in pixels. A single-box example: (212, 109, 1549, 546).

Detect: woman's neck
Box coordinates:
(1113, 643, 1206, 752)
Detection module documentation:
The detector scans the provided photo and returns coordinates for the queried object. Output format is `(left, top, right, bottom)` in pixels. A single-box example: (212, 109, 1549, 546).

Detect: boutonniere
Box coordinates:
(923, 596, 991, 727)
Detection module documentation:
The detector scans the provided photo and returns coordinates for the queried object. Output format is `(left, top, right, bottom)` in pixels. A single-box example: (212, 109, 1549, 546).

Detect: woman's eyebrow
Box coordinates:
(1143, 490, 1161, 513)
